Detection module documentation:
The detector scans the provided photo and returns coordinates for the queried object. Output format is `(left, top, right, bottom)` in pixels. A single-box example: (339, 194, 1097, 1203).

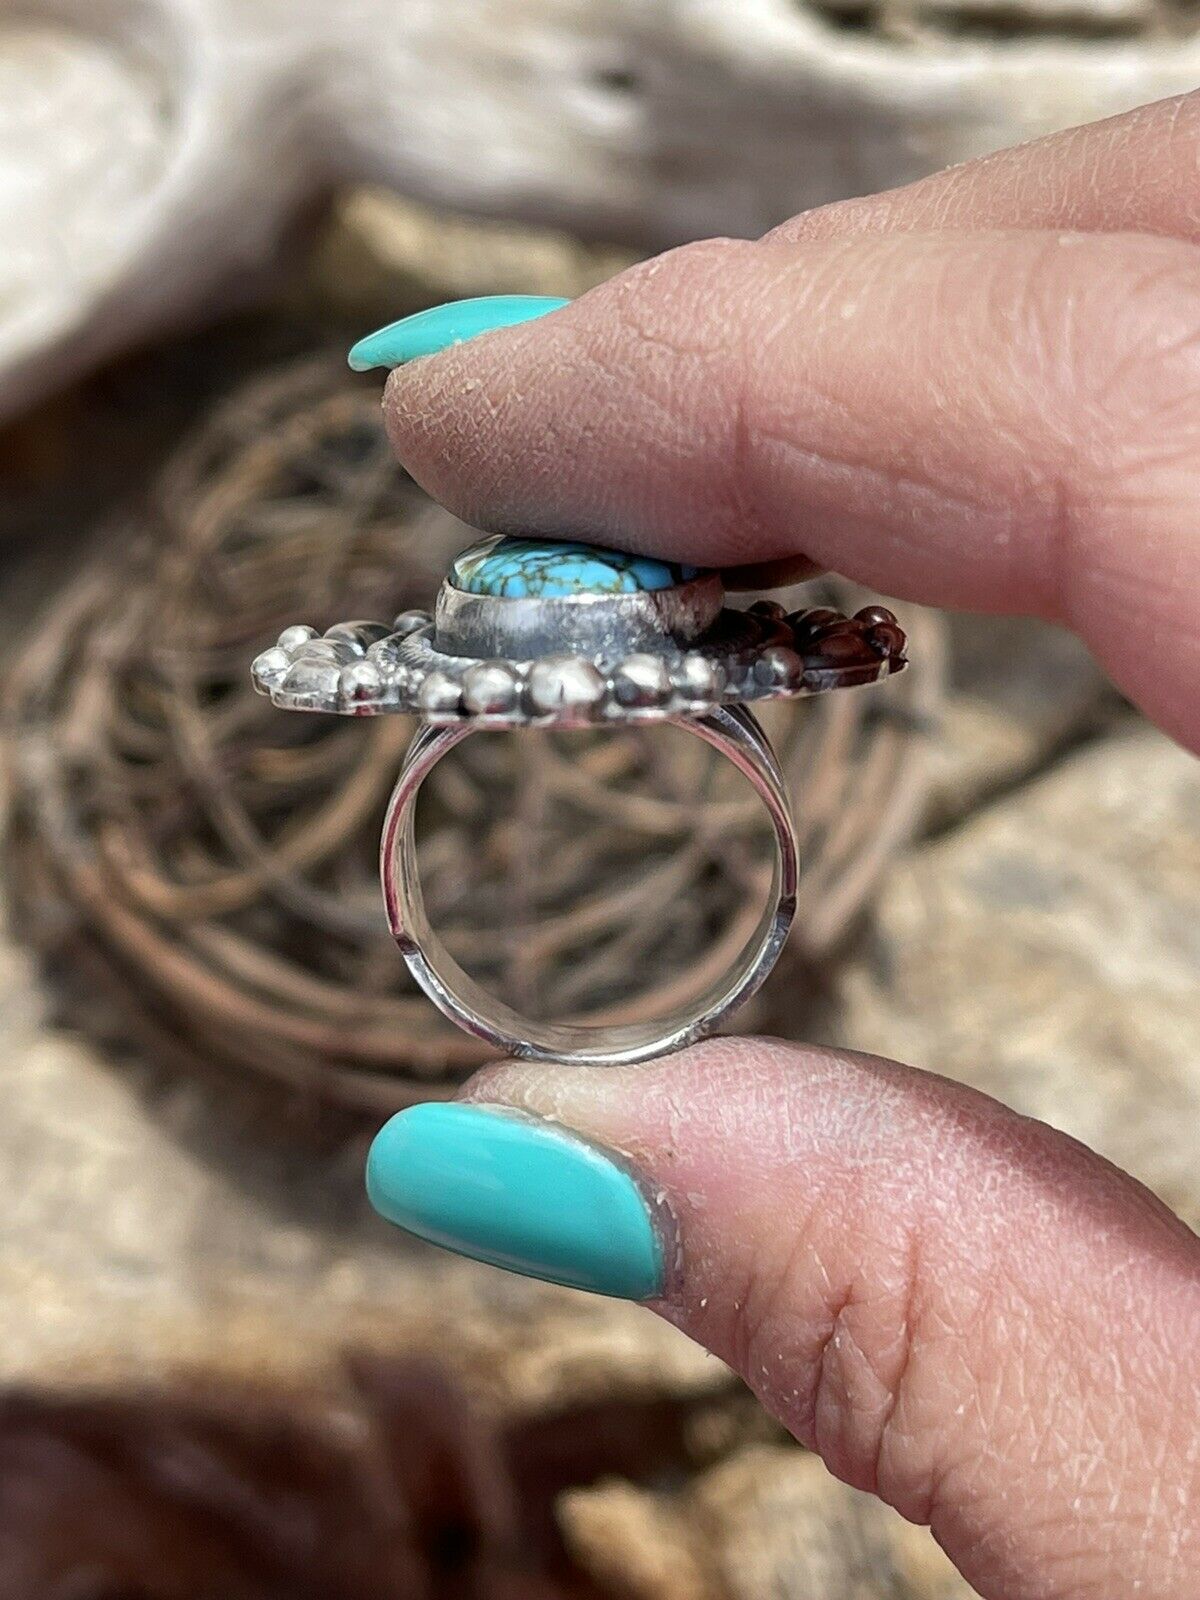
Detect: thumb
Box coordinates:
(367, 1038, 1200, 1600)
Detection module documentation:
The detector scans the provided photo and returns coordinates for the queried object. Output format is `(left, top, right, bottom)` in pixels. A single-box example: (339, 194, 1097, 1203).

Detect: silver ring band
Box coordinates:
(380, 704, 799, 1067)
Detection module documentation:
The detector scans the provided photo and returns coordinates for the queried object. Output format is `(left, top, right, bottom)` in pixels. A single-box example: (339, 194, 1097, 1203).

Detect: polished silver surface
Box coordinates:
(526, 655, 607, 718)
(380, 705, 799, 1067)
(253, 598, 907, 725)
(435, 570, 724, 660)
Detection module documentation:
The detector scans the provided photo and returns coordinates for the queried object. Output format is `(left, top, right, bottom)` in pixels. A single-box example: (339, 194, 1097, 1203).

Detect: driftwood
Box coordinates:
(3, 1, 1200, 418)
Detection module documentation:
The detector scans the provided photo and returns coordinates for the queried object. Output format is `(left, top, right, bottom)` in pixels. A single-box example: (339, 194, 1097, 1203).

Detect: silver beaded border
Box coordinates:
(252, 599, 906, 727)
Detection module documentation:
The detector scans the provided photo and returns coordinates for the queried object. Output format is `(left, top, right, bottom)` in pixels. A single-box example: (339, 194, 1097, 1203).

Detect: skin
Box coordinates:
(382, 93, 1200, 1600)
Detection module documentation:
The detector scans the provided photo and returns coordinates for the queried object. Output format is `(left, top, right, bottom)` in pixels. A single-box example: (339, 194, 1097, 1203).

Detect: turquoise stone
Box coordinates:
(449, 536, 702, 599)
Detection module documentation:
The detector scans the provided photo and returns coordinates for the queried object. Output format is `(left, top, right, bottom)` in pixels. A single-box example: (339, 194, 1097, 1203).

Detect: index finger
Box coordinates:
(384, 226, 1200, 752)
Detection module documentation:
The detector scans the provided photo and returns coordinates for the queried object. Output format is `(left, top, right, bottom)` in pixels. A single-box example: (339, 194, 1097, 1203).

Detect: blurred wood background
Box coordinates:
(0, 186, 1194, 1599)
(3, 0, 1199, 421)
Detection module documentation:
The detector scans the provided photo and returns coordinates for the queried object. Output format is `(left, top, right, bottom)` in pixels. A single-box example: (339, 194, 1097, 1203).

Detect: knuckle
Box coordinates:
(611, 236, 754, 302)
(1068, 247, 1200, 465)
(739, 1213, 941, 1524)
(1136, 88, 1200, 212)
(1015, 237, 1200, 621)
(813, 1249, 932, 1518)
(1085, 249, 1200, 437)
(598, 237, 759, 365)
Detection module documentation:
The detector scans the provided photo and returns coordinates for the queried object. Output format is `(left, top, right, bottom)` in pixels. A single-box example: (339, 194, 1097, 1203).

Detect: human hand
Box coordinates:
(362, 93, 1200, 1600)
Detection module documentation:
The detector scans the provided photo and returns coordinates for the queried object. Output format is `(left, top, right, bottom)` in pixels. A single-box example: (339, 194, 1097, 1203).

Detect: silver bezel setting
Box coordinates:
(434, 570, 724, 659)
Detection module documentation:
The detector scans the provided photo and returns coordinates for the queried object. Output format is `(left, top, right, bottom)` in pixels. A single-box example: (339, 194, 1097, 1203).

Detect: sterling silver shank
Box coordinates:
(380, 704, 799, 1067)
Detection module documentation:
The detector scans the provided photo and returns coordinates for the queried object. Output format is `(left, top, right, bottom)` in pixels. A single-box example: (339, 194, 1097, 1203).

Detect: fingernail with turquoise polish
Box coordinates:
(366, 1103, 665, 1301)
(348, 295, 570, 372)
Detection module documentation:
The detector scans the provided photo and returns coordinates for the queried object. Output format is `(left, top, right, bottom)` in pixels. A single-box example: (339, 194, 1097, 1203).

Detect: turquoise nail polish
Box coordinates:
(348, 295, 570, 371)
(366, 1103, 664, 1300)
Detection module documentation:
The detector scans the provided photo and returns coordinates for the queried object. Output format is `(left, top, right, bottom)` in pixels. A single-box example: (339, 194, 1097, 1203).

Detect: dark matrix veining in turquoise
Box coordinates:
(450, 536, 703, 599)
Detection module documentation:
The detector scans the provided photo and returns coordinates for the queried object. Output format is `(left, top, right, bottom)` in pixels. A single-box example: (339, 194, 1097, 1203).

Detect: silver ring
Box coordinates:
(380, 704, 797, 1065)
(253, 532, 909, 1065)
